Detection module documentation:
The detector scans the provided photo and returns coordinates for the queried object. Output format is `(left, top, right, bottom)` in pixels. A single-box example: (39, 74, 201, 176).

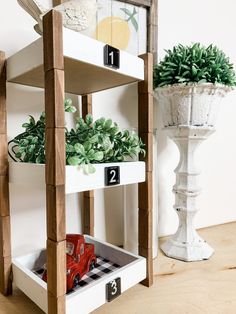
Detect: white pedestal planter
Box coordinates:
(161, 126, 215, 261)
(154, 83, 230, 262)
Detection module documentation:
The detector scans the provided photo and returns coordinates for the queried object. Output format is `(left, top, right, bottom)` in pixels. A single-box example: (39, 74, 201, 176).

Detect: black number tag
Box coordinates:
(105, 166, 120, 186)
(104, 44, 120, 69)
(106, 278, 121, 302)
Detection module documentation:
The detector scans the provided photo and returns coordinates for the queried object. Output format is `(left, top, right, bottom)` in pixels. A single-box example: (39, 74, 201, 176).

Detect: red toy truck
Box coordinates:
(43, 234, 97, 291)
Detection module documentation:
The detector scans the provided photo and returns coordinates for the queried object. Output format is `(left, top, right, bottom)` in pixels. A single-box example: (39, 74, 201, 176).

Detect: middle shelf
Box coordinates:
(9, 161, 145, 193)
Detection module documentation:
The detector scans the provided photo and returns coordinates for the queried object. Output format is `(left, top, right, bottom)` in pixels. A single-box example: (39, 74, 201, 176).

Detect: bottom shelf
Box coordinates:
(12, 235, 146, 314)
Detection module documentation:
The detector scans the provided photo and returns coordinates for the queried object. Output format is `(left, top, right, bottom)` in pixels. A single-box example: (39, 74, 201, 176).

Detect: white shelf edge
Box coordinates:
(62, 28, 144, 80)
(9, 161, 146, 193)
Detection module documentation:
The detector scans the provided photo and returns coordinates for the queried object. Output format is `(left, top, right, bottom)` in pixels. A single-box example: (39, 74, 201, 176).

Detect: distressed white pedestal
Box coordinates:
(154, 83, 231, 262)
(161, 126, 215, 262)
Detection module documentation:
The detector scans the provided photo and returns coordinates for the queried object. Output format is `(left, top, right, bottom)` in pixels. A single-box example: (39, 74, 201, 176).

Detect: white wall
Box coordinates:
(157, 0, 236, 236)
(0, 0, 158, 257)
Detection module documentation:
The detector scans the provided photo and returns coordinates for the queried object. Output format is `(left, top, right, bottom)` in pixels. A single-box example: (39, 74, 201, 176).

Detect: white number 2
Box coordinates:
(110, 280, 118, 295)
(110, 170, 116, 183)
(109, 51, 114, 65)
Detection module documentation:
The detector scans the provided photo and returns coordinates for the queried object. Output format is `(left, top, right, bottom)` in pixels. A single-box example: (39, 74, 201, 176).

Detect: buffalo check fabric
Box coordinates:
(34, 256, 120, 293)
(71, 256, 120, 292)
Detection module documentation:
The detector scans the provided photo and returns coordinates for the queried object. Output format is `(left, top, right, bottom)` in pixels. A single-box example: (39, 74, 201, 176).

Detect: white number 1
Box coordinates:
(109, 51, 114, 65)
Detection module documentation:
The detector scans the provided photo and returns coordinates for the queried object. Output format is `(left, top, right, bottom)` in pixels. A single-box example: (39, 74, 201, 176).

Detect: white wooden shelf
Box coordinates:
(13, 235, 146, 314)
(0, 7, 154, 313)
(6, 28, 144, 95)
(9, 161, 145, 193)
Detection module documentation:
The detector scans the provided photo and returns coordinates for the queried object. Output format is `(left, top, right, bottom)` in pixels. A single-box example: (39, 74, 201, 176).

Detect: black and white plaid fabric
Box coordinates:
(70, 256, 120, 292)
(34, 256, 120, 293)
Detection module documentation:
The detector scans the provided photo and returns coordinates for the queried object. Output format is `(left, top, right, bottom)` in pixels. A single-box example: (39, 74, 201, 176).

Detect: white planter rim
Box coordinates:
(154, 82, 232, 128)
(163, 125, 215, 130)
(154, 82, 233, 94)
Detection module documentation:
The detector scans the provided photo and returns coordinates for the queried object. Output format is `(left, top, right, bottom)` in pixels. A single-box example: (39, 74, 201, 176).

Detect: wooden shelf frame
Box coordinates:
(0, 51, 12, 296)
(138, 53, 153, 287)
(52, 0, 157, 256)
(43, 11, 67, 313)
(82, 94, 95, 237)
(79, 0, 157, 239)
(79, 0, 157, 252)
(0, 0, 156, 312)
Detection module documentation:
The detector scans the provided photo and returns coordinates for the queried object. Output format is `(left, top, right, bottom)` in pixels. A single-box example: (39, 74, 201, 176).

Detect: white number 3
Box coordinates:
(110, 280, 118, 295)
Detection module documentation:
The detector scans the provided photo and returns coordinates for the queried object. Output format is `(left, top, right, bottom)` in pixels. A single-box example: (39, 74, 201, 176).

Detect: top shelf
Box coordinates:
(7, 28, 144, 95)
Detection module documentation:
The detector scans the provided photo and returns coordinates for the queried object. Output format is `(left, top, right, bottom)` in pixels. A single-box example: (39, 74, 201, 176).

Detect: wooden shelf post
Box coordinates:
(82, 94, 95, 236)
(43, 10, 66, 314)
(138, 52, 153, 287)
(0, 51, 12, 296)
(53, 0, 67, 5)
(147, 0, 158, 63)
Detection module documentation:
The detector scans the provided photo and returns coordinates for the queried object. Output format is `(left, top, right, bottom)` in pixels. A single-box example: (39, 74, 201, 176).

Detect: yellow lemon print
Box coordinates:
(95, 7, 138, 50)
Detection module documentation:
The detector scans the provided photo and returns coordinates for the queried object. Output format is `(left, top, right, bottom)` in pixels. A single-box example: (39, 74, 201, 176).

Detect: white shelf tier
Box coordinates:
(7, 28, 144, 95)
(13, 235, 146, 314)
(9, 161, 145, 193)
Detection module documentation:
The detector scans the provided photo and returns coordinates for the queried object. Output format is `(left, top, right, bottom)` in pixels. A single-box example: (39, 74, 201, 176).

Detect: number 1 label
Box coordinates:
(109, 51, 114, 65)
(104, 44, 120, 69)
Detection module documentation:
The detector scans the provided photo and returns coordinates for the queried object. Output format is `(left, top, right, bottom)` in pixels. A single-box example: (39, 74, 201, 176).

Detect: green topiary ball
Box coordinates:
(153, 43, 236, 88)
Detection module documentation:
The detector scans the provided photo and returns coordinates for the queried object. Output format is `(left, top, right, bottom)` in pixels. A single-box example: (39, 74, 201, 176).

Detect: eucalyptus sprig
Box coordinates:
(153, 43, 236, 88)
(66, 115, 145, 173)
(8, 99, 76, 164)
(9, 100, 145, 174)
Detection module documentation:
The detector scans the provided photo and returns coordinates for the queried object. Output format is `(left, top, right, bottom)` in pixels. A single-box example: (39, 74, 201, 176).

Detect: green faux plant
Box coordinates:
(9, 100, 145, 174)
(153, 43, 236, 88)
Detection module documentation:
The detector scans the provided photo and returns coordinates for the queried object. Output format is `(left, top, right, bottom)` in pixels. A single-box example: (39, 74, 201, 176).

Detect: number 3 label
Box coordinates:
(105, 166, 120, 186)
(106, 278, 121, 302)
(110, 280, 118, 295)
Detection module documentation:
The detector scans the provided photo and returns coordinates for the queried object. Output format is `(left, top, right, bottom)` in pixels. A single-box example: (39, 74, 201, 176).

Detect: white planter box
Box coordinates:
(12, 235, 146, 314)
(9, 161, 145, 194)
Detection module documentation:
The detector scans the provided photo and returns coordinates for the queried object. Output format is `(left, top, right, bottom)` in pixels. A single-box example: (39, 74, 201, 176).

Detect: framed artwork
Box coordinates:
(53, 0, 157, 60)
(93, 0, 147, 55)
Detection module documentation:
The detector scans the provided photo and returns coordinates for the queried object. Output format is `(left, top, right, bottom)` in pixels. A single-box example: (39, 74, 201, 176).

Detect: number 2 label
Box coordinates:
(105, 166, 120, 186)
(109, 169, 116, 183)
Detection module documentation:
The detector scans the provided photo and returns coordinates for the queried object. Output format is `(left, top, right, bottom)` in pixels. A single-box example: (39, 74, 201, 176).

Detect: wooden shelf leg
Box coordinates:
(43, 10, 66, 314)
(0, 51, 12, 296)
(82, 94, 95, 236)
(147, 0, 158, 64)
(138, 53, 154, 287)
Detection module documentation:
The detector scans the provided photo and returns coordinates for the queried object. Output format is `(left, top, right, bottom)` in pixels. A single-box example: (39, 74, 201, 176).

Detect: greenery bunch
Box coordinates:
(153, 43, 236, 88)
(9, 100, 145, 174)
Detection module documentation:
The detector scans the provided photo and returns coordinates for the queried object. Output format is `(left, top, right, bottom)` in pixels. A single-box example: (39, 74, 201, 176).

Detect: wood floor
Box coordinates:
(1, 222, 236, 314)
